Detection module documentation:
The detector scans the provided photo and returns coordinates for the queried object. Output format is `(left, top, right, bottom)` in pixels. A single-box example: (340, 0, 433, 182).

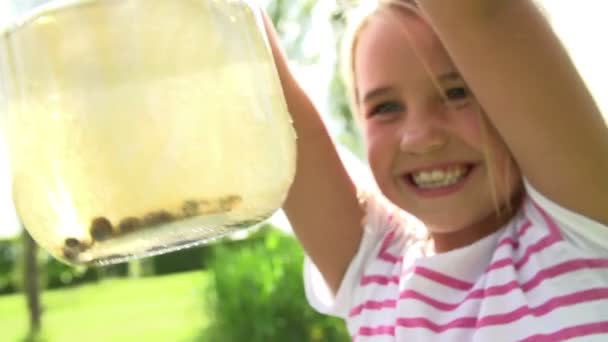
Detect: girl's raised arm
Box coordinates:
(261, 14, 365, 293)
(417, 0, 608, 224)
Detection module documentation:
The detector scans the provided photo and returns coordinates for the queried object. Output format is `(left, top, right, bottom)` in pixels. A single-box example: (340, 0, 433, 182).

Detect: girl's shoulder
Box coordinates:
(517, 180, 608, 256)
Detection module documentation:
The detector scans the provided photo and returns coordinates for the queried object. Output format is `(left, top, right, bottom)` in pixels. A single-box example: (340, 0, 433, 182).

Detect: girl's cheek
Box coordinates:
(458, 109, 488, 146)
(364, 125, 383, 148)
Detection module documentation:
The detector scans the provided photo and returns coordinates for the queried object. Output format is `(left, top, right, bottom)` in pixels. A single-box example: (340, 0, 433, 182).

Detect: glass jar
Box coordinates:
(0, 0, 296, 266)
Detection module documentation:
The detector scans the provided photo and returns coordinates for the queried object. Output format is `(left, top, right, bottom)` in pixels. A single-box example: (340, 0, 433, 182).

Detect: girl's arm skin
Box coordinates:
(417, 0, 608, 225)
(262, 14, 365, 293)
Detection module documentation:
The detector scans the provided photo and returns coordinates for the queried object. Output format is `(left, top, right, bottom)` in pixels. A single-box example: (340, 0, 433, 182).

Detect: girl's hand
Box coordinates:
(260, 12, 298, 97)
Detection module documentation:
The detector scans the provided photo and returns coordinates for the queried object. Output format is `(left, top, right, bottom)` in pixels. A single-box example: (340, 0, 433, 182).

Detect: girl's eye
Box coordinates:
(445, 87, 469, 101)
(368, 101, 404, 117)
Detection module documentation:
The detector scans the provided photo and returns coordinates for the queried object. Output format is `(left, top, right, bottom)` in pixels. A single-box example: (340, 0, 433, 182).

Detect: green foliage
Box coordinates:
(0, 239, 19, 294)
(201, 226, 349, 342)
(327, 6, 365, 159)
(266, 0, 320, 64)
(42, 255, 99, 289)
(329, 67, 365, 159)
(1, 235, 131, 294)
(152, 245, 213, 275)
(0, 236, 87, 294)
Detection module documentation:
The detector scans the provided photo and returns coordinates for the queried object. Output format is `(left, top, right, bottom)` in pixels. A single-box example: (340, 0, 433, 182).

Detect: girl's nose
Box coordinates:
(399, 120, 448, 155)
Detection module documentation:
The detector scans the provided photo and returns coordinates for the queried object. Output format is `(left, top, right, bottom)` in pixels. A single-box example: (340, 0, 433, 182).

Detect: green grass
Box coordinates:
(0, 271, 210, 342)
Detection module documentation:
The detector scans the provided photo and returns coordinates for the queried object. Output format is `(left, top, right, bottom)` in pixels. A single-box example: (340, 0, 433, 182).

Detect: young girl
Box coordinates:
(262, 0, 608, 340)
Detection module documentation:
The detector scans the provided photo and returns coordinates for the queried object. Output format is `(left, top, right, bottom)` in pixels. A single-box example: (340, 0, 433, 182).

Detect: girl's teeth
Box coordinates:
(412, 167, 468, 189)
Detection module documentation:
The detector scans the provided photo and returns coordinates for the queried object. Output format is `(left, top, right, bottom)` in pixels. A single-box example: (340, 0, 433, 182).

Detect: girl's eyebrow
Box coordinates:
(362, 86, 394, 104)
(438, 71, 462, 82)
(361, 72, 462, 104)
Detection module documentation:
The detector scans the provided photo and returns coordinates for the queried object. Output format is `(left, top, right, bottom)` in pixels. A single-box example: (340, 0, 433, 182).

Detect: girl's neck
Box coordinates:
(429, 192, 525, 253)
(429, 213, 510, 253)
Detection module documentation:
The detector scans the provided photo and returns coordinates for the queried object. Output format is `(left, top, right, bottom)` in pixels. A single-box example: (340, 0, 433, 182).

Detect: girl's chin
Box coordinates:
(417, 217, 470, 233)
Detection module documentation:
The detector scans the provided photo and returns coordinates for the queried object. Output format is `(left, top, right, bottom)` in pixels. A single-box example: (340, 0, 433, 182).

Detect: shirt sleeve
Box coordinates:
(302, 191, 412, 318)
(524, 179, 608, 254)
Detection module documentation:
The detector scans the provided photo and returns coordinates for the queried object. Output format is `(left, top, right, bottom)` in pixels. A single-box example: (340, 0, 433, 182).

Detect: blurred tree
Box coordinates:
(266, 0, 320, 64)
(127, 258, 155, 278)
(22, 228, 41, 336)
(265, 0, 364, 158)
(328, 4, 365, 158)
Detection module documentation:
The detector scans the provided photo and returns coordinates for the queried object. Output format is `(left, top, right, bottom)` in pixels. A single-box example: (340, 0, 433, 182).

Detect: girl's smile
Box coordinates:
(400, 162, 478, 197)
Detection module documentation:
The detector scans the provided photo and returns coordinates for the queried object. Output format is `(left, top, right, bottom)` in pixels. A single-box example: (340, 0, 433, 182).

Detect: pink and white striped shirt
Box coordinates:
(304, 183, 608, 341)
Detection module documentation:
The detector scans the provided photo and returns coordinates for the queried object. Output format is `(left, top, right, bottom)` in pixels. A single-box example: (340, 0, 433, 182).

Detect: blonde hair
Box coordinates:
(340, 0, 421, 125)
(340, 0, 518, 216)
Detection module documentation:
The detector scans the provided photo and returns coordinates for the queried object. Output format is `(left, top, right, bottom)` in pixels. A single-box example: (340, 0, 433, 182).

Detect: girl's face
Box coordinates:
(354, 8, 522, 238)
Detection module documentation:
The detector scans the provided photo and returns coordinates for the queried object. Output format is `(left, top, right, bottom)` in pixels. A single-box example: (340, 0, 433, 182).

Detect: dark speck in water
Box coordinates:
(90, 217, 113, 241)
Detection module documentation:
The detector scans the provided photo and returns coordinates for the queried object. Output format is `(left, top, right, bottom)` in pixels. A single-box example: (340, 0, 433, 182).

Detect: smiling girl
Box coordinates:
(263, 0, 608, 340)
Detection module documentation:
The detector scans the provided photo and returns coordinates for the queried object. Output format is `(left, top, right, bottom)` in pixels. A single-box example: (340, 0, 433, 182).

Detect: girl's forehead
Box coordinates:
(354, 10, 453, 88)
(358, 9, 444, 61)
